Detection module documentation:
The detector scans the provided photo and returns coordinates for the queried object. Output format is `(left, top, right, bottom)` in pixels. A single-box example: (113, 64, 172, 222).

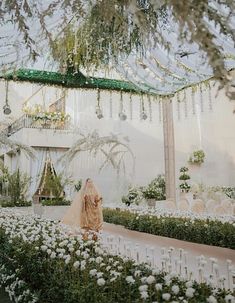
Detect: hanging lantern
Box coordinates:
(95, 89, 103, 119)
(119, 91, 127, 121)
(3, 80, 11, 115)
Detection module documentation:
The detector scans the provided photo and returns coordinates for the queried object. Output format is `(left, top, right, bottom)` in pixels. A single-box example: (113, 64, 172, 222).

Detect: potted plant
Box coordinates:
(121, 186, 144, 206)
(142, 175, 166, 207)
(179, 167, 191, 193)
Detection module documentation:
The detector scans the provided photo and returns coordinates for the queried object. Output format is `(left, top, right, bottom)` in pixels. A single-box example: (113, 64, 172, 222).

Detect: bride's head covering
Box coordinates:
(82, 178, 101, 197)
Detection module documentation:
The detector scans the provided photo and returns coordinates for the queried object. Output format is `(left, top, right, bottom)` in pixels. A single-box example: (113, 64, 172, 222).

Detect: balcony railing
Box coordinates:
(1, 114, 70, 137)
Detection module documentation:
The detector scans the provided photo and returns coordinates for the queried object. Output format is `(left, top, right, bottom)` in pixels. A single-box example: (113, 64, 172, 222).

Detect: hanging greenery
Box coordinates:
(0, 1, 234, 96)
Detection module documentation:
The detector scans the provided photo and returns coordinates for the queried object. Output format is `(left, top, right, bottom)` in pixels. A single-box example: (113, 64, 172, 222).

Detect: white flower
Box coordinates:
(89, 269, 97, 277)
(139, 285, 148, 292)
(162, 293, 171, 301)
(40, 245, 47, 251)
(185, 281, 193, 288)
(96, 272, 103, 278)
(171, 285, 180, 295)
(97, 278, 105, 286)
(140, 291, 148, 300)
(141, 277, 147, 283)
(225, 294, 235, 303)
(146, 275, 155, 284)
(155, 283, 162, 291)
(73, 261, 80, 269)
(207, 295, 217, 303)
(185, 287, 195, 298)
(126, 276, 135, 284)
(50, 252, 56, 259)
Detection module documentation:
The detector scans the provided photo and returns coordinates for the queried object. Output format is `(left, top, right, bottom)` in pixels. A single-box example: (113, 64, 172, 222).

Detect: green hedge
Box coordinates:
(103, 208, 235, 249)
(0, 200, 32, 207)
(41, 199, 71, 206)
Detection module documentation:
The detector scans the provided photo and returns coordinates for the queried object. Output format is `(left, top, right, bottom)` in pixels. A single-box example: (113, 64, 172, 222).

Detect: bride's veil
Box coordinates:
(61, 188, 84, 227)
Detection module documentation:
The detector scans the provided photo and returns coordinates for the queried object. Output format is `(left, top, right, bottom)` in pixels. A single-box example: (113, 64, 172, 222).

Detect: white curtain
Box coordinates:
(28, 148, 47, 200)
(49, 149, 73, 200)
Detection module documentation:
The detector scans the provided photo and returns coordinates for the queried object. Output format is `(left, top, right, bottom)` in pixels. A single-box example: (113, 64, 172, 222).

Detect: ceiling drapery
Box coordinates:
(116, 13, 235, 96)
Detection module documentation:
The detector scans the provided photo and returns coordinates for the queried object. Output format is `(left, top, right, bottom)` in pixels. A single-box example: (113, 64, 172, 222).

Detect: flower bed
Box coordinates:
(0, 209, 234, 303)
(103, 208, 235, 249)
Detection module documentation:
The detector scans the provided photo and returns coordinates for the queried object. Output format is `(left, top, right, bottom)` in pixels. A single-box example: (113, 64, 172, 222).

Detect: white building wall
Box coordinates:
(0, 78, 235, 203)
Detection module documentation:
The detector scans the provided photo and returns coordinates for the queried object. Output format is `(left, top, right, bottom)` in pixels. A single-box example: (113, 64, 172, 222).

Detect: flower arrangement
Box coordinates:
(179, 167, 190, 193)
(32, 111, 70, 123)
(142, 175, 166, 200)
(121, 186, 144, 206)
(188, 150, 205, 165)
(23, 104, 70, 125)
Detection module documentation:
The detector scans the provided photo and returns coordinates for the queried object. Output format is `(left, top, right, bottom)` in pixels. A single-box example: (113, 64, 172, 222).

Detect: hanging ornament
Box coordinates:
(109, 91, 113, 118)
(118, 91, 127, 121)
(129, 94, 133, 120)
(199, 84, 204, 113)
(158, 97, 162, 123)
(140, 93, 148, 120)
(183, 90, 187, 118)
(208, 82, 213, 111)
(177, 92, 181, 120)
(191, 87, 196, 115)
(95, 89, 103, 119)
(147, 95, 152, 122)
(3, 80, 11, 115)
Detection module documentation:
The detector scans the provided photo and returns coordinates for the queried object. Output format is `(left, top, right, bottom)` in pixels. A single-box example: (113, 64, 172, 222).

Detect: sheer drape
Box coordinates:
(28, 149, 47, 200)
(49, 149, 73, 200)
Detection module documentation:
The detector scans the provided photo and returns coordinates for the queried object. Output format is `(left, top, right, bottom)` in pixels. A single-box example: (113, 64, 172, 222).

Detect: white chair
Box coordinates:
(220, 199, 233, 215)
(213, 205, 227, 216)
(178, 199, 190, 211)
(205, 199, 220, 214)
(191, 199, 206, 214)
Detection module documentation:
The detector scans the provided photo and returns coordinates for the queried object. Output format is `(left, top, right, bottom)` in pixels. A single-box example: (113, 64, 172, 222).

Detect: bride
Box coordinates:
(61, 178, 103, 233)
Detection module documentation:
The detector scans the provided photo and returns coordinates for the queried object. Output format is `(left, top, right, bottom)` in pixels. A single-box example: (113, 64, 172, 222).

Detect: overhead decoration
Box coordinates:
(118, 91, 127, 121)
(140, 94, 148, 121)
(95, 89, 103, 119)
(0, 1, 234, 99)
(3, 80, 11, 115)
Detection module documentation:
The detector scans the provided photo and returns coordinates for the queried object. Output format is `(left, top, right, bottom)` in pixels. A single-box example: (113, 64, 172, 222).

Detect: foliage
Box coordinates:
(189, 150, 205, 165)
(0, 209, 233, 303)
(179, 167, 190, 193)
(43, 173, 72, 201)
(0, 165, 30, 204)
(41, 198, 71, 206)
(0, 264, 38, 303)
(32, 111, 70, 124)
(121, 186, 144, 206)
(103, 208, 235, 249)
(0, 200, 32, 208)
(142, 175, 166, 200)
(74, 179, 82, 192)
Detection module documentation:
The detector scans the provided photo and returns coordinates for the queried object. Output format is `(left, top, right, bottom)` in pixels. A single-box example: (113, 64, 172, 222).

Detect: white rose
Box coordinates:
(162, 293, 171, 301)
(97, 278, 105, 286)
